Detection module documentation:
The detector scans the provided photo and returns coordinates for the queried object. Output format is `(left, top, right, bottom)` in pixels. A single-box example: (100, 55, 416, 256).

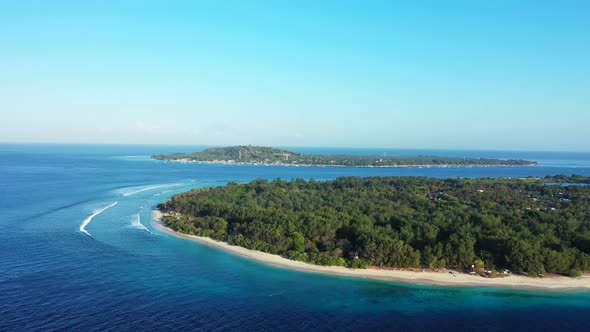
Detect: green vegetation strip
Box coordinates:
(153, 145, 537, 167)
(158, 175, 590, 277)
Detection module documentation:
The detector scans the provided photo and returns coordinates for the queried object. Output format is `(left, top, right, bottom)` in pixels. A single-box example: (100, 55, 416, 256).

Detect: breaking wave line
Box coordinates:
(130, 211, 152, 234)
(122, 183, 180, 196)
(80, 202, 118, 237)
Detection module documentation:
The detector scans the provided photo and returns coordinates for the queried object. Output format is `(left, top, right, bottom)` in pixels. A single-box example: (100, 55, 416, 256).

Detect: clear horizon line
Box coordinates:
(1, 140, 589, 154)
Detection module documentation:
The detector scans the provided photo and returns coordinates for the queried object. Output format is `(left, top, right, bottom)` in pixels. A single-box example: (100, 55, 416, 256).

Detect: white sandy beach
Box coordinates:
(152, 210, 589, 291)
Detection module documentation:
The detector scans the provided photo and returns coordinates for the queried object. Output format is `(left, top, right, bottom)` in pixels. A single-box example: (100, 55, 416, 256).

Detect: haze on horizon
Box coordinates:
(0, 1, 588, 152)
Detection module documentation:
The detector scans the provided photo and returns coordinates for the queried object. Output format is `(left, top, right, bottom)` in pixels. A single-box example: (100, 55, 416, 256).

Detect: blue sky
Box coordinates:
(0, 1, 588, 151)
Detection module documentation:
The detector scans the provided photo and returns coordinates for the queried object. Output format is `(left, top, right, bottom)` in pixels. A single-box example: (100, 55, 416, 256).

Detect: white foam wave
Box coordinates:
(130, 212, 152, 234)
(80, 202, 118, 237)
(122, 183, 180, 196)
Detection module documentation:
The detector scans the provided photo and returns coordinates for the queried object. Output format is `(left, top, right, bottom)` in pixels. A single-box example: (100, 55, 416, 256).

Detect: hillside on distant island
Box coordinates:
(152, 145, 537, 167)
(158, 175, 590, 277)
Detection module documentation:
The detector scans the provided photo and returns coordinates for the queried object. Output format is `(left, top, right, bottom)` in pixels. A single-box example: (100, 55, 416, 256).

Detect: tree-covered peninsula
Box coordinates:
(152, 145, 537, 167)
(158, 175, 590, 277)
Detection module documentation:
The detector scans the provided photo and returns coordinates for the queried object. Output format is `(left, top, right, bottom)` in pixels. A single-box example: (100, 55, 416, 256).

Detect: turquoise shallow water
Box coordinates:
(1, 144, 589, 331)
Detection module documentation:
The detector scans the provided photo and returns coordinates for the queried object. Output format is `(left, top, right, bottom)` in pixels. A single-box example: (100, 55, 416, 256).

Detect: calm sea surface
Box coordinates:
(1, 144, 589, 331)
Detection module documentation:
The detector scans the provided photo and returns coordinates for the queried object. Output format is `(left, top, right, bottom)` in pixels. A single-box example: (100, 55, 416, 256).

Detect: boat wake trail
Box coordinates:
(80, 202, 118, 237)
(122, 183, 181, 197)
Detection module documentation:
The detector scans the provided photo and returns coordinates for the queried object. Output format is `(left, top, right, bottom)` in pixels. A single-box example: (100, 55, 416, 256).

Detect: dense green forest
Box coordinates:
(158, 175, 590, 277)
(152, 145, 537, 167)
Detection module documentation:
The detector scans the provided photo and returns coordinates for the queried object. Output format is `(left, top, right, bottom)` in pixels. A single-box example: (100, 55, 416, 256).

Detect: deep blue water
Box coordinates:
(1, 143, 590, 331)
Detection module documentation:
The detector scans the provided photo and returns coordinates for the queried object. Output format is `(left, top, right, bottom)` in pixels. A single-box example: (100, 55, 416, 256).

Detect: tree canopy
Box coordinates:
(158, 175, 590, 277)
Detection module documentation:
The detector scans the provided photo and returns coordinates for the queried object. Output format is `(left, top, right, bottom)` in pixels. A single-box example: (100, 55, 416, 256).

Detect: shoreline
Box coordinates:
(151, 210, 589, 291)
(153, 158, 537, 169)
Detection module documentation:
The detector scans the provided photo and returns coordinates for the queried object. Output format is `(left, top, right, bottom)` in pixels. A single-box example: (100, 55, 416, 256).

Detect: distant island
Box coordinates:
(152, 145, 538, 167)
(156, 175, 590, 282)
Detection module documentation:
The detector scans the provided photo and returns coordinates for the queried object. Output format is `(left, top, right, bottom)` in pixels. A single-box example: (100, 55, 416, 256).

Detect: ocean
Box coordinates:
(1, 143, 589, 331)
